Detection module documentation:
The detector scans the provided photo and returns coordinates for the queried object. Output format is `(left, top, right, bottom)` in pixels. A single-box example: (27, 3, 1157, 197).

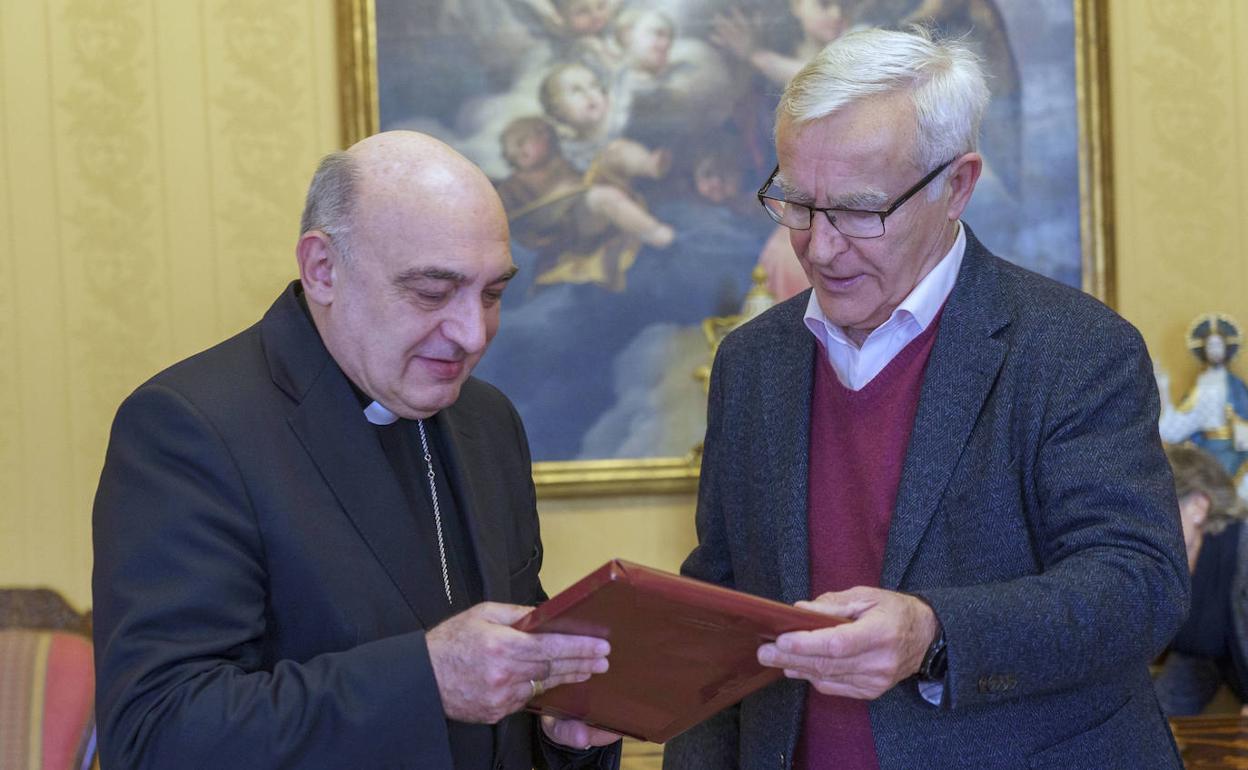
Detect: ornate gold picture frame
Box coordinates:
(336, 0, 1113, 497)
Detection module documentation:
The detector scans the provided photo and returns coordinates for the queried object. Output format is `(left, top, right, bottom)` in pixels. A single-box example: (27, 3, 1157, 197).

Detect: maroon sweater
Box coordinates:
(795, 317, 942, 770)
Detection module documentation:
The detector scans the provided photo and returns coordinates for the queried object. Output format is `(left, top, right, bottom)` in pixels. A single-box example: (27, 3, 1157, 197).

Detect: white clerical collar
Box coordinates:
(363, 400, 399, 425)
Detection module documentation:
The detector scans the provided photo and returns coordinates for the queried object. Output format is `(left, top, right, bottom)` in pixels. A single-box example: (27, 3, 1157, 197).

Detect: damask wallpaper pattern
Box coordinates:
(56, 0, 163, 501)
(0, 0, 339, 606)
(0, 0, 15, 558)
(1111, 1, 1247, 379)
(209, 0, 324, 316)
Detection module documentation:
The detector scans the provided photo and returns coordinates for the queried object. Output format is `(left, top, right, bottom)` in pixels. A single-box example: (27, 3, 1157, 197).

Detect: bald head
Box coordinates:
(300, 131, 508, 262)
(296, 131, 516, 419)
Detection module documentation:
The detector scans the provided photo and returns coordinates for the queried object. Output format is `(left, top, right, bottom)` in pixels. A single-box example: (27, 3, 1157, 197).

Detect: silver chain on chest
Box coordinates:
(416, 419, 453, 606)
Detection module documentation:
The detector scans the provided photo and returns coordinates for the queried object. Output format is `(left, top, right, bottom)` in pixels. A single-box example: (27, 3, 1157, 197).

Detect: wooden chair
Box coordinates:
(0, 588, 96, 770)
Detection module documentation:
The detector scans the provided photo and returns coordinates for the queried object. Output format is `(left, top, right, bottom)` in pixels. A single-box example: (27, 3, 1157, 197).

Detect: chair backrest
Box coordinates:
(0, 589, 95, 770)
(0, 588, 92, 637)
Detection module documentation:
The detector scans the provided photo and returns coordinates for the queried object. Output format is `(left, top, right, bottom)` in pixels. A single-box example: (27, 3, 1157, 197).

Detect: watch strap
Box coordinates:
(918, 626, 947, 681)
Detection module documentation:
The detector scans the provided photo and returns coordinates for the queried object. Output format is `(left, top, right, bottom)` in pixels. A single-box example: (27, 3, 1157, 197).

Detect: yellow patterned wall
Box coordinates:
(0, 0, 340, 609)
(2, 1, 1247, 610)
(1110, 1, 1248, 395)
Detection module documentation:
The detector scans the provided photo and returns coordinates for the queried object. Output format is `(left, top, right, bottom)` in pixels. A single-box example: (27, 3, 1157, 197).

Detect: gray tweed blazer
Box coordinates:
(663, 229, 1190, 769)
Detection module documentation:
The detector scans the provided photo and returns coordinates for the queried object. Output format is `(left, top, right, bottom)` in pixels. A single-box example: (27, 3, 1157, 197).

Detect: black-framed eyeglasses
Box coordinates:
(756, 158, 955, 239)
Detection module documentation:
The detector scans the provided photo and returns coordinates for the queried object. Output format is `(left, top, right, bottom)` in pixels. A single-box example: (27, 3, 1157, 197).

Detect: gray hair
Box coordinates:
(778, 26, 990, 185)
(300, 151, 359, 259)
(1166, 442, 1248, 535)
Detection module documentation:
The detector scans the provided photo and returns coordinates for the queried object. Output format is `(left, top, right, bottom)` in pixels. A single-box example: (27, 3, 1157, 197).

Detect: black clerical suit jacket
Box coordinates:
(92, 283, 610, 769)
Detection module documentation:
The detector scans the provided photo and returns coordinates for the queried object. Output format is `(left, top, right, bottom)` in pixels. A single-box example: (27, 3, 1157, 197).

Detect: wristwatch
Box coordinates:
(918, 626, 947, 681)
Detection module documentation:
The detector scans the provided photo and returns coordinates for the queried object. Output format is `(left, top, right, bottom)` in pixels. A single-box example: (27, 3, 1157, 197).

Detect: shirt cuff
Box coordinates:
(918, 678, 945, 706)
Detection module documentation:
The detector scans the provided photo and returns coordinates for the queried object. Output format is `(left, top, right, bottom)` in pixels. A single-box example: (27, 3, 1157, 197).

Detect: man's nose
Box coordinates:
(442, 298, 489, 355)
(803, 214, 851, 265)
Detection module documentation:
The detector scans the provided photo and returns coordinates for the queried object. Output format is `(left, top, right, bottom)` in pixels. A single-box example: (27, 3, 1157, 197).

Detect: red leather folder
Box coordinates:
(512, 559, 842, 743)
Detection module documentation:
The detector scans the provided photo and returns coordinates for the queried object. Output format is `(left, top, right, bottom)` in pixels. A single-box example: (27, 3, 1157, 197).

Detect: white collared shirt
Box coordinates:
(803, 223, 966, 391)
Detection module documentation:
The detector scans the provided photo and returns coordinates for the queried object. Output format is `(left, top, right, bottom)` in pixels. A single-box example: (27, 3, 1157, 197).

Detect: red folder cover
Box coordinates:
(512, 559, 841, 743)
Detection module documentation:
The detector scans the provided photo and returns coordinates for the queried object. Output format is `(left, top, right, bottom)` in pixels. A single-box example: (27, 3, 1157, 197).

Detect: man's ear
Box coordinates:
(297, 231, 337, 307)
(1190, 491, 1211, 527)
(944, 152, 983, 222)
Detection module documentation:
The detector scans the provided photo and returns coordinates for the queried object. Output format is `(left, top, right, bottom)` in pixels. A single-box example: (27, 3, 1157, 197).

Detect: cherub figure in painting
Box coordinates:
(537, 60, 672, 186)
(495, 115, 674, 291)
(711, 0, 848, 86)
(686, 138, 758, 217)
(614, 6, 676, 80)
(498, 116, 674, 248)
(510, 0, 624, 68)
(611, 7, 735, 143)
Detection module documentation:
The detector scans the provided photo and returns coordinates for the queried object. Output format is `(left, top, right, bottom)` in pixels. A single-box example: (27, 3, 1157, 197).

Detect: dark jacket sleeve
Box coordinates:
(92, 383, 454, 769)
(913, 320, 1191, 708)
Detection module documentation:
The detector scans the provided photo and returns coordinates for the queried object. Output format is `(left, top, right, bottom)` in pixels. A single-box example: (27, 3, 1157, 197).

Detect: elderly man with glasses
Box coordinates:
(664, 27, 1188, 770)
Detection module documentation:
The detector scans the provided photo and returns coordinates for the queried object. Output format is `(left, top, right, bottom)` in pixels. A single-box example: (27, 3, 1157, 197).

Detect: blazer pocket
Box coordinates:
(508, 544, 542, 605)
(1027, 693, 1179, 770)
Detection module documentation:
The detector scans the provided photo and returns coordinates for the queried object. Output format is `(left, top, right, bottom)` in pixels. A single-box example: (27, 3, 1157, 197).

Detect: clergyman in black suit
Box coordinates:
(92, 131, 621, 769)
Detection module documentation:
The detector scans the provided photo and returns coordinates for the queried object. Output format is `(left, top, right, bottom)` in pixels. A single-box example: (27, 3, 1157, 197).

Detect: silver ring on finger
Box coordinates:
(530, 678, 545, 699)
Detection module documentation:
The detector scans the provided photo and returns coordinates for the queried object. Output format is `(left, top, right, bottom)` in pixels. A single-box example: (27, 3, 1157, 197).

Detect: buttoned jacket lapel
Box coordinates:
(749, 310, 818, 760)
(260, 284, 450, 630)
(881, 230, 1010, 589)
(760, 314, 818, 606)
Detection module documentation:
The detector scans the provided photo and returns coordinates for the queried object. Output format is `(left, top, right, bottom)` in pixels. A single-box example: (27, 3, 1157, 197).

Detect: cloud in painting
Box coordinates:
(579, 323, 709, 459)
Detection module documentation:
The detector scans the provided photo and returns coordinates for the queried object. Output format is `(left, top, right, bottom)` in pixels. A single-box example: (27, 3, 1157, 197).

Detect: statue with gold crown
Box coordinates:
(1156, 313, 1248, 499)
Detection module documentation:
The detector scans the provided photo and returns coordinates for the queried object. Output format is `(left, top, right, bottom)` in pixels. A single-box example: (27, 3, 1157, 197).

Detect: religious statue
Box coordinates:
(1156, 313, 1248, 497)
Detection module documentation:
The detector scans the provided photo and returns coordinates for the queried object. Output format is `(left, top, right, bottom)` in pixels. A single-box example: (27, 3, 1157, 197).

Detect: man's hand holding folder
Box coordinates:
(758, 586, 940, 699)
(512, 559, 844, 743)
